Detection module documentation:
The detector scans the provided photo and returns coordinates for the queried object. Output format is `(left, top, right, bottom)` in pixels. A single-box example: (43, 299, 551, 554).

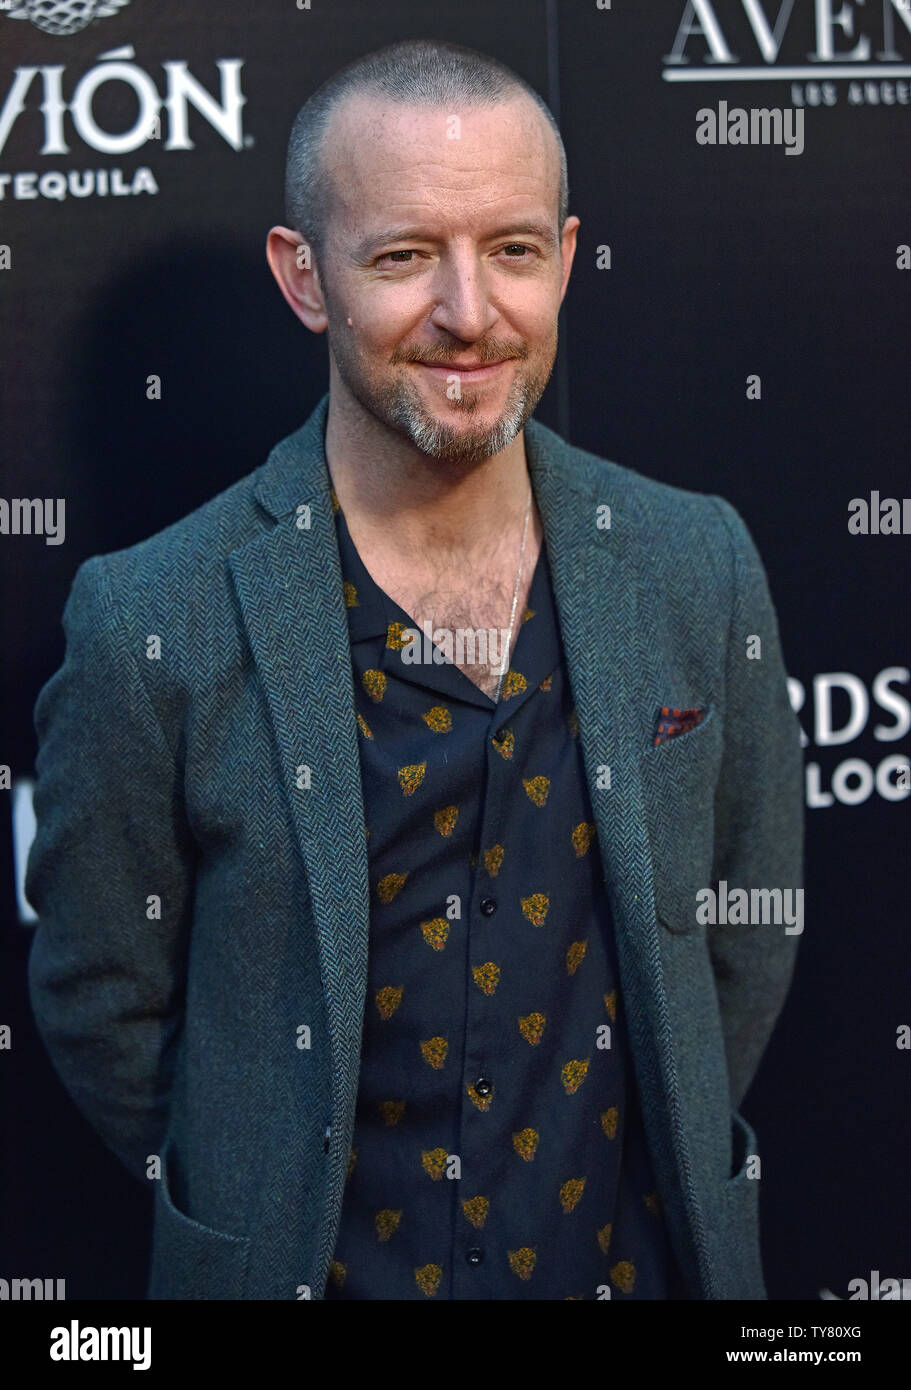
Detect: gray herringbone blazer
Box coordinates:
(26, 392, 804, 1300)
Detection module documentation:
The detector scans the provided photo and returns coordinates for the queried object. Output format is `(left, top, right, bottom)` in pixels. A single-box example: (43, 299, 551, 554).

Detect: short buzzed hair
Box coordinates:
(284, 38, 569, 265)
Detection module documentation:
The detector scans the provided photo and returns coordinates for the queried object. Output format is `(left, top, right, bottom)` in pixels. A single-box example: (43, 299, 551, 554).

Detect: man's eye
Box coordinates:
(377, 245, 534, 265)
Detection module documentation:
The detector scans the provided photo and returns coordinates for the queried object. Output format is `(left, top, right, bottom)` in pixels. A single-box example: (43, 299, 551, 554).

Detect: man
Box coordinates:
(26, 38, 804, 1301)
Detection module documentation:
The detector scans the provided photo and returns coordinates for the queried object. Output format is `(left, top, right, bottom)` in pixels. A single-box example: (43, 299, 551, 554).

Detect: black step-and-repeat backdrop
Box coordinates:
(2, 1, 908, 1301)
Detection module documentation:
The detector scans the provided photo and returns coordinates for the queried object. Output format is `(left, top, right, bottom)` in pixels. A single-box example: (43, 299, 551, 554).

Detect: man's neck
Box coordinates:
(323, 383, 532, 564)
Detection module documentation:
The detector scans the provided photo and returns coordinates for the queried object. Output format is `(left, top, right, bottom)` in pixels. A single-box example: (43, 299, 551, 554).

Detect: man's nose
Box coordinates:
(429, 254, 498, 342)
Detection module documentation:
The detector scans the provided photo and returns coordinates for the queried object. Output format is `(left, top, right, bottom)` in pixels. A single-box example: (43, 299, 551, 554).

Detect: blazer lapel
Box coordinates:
(228, 395, 369, 1275)
(525, 418, 706, 1288)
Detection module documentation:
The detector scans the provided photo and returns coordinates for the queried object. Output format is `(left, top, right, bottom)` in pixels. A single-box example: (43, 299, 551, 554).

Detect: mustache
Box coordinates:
(392, 343, 529, 365)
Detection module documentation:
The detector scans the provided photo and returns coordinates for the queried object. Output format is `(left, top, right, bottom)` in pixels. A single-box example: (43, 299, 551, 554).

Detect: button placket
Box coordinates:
(453, 719, 509, 1294)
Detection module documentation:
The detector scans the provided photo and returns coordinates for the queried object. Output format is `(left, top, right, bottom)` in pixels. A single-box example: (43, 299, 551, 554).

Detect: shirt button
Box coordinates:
(474, 1076, 492, 1096)
(480, 897, 497, 916)
(466, 1247, 484, 1266)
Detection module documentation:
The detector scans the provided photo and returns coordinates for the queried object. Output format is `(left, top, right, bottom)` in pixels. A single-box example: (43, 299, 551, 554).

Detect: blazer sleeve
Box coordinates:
(25, 555, 194, 1183)
(706, 497, 805, 1111)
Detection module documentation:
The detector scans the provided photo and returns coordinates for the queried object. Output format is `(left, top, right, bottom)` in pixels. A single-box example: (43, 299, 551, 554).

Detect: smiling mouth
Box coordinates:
(415, 360, 512, 379)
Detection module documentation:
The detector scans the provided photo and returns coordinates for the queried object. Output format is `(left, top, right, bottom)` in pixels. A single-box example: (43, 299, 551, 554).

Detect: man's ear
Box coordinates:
(266, 225, 328, 333)
(559, 215, 580, 305)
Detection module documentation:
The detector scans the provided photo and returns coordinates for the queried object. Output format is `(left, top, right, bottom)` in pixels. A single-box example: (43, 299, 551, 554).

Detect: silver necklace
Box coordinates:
(494, 484, 533, 703)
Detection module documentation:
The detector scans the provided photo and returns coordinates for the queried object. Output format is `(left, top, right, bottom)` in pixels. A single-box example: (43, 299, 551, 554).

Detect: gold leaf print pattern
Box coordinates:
(420, 917, 449, 951)
(329, 487, 340, 514)
(483, 844, 505, 877)
(596, 1223, 613, 1254)
(566, 940, 588, 975)
(356, 712, 373, 740)
(346, 1150, 357, 1181)
(420, 1036, 449, 1069)
(375, 985, 403, 1019)
(414, 1264, 442, 1297)
(502, 669, 527, 699)
(386, 621, 408, 650)
(512, 1128, 539, 1162)
(568, 708, 580, 738)
(492, 727, 515, 759)
(644, 1191, 661, 1217)
(601, 1107, 619, 1139)
(507, 1247, 537, 1281)
(433, 805, 458, 837)
(362, 669, 386, 702)
(422, 705, 452, 732)
(462, 1196, 490, 1229)
(539, 673, 553, 692)
(559, 1178, 587, 1213)
(571, 821, 596, 856)
(328, 1260, 346, 1288)
(472, 962, 500, 996)
(522, 775, 550, 806)
(398, 762, 426, 796)
(522, 607, 535, 623)
(561, 1059, 590, 1094)
(343, 581, 358, 608)
(521, 893, 550, 926)
(604, 991, 617, 1021)
(421, 1148, 448, 1180)
(379, 1100, 405, 1126)
(375, 1209, 401, 1242)
(610, 1261, 636, 1294)
(518, 1012, 546, 1045)
(377, 871, 408, 903)
(466, 1080, 493, 1112)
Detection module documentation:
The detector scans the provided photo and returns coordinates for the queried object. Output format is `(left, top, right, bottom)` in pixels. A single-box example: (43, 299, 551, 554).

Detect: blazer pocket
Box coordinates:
(640, 705, 722, 934)
(719, 1109, 765, 1298)
(147, 1138, 251, 1300)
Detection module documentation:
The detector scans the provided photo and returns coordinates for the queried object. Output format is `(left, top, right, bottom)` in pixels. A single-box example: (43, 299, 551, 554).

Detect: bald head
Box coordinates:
(284, 39, 569, 267)
(315, 90, 565, 281)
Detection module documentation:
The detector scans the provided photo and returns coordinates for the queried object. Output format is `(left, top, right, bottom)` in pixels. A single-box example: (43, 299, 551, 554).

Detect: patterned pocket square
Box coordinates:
(653, 705, 706, 747)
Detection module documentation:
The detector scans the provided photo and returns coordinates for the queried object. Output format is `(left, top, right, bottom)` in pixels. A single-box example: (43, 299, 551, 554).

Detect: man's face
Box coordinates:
(315, 92, 578, 465)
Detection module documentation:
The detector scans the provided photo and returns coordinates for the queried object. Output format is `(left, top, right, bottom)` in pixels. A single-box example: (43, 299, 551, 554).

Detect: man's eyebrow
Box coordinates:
(354, 220, 560, 261)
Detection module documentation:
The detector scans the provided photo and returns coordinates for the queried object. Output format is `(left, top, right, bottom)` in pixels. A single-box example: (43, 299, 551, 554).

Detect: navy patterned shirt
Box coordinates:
(325, 499, 682, 1300)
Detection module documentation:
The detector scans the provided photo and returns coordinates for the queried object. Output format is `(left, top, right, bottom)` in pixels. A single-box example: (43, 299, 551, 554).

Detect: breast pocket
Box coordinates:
(639, 704, 723, 935)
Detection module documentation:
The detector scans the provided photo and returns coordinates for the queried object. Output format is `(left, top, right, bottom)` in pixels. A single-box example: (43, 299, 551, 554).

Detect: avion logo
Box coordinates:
(0, 44, 247, 156)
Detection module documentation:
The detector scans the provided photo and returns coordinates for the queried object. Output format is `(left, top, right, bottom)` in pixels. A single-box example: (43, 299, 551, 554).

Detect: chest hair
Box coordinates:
(393, 566, 535, 699)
